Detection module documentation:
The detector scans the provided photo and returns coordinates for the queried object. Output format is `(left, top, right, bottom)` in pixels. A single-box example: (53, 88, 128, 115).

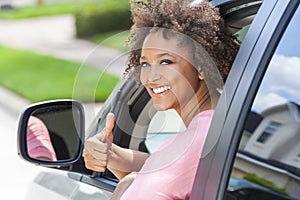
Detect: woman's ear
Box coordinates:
(198, 73, 204, 80)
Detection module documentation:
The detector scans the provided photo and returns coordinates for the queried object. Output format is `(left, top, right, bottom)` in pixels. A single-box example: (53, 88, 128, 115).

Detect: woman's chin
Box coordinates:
(153, 103, 170, 111)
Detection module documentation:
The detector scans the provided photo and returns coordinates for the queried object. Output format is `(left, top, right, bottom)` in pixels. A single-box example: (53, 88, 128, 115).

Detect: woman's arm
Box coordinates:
(108, 144, 149, 179)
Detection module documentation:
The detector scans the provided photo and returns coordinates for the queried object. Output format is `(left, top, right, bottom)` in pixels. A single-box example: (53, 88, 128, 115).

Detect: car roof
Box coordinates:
(192, 0, 262, 33)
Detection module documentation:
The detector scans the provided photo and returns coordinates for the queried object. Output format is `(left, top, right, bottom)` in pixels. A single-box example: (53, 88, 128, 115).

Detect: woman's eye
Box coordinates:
(140, 62, 150, 68)
(160, 59, 173, 65)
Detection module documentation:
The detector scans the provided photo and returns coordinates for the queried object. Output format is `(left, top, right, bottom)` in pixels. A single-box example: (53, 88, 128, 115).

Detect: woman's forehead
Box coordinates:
(143, 31, 177, 48)
(141, 30, 192, 60)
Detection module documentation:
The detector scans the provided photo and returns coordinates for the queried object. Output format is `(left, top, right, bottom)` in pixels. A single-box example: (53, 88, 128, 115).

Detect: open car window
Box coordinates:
(145, 109, 186, 153)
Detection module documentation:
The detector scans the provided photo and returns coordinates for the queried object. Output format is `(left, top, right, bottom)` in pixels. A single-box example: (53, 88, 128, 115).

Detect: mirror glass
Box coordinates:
(26, 105, 82, 161)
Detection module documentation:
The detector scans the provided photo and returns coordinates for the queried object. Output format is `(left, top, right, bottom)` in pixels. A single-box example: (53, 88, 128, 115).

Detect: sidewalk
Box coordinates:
(0, 87, 30, 117)
(0, 85, 102, 127)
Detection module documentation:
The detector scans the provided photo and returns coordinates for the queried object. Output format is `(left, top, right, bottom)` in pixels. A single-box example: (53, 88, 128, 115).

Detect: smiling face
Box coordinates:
(140, 30, 205, 116)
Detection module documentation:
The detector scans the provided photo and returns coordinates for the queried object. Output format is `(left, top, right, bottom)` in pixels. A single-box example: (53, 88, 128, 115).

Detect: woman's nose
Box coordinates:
(146, 65, 161, 82)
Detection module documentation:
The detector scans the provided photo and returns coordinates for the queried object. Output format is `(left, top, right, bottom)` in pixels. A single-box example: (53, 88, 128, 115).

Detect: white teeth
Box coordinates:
(153, 86, 171, 94)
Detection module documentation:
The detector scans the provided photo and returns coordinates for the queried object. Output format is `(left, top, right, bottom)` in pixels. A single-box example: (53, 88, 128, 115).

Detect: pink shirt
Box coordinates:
(27, 116, 57, 161)
(121, 110, 214, 200)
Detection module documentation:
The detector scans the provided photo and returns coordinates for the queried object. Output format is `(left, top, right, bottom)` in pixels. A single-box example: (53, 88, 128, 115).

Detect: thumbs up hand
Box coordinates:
(83, 113, 115, 172)
(102, 112, 114, 143)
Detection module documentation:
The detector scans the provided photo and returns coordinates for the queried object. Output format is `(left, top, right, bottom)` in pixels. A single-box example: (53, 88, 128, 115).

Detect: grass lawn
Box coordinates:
(0, 1, 102, 19)
(0, 45, 120, 102)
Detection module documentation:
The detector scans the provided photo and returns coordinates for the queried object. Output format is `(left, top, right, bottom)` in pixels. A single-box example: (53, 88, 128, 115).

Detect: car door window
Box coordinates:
(145, 109, 186, 153)
(226, 5, 300, 200)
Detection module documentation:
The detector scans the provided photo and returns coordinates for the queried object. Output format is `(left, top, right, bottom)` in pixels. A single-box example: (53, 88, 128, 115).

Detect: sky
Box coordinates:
(252, 7, 300, 113)
(253, 55, 300, 112)
(276, 8, 300, 58)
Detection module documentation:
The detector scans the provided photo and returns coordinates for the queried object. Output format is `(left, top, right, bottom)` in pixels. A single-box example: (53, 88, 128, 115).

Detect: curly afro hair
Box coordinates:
(125, 0, 239, 89)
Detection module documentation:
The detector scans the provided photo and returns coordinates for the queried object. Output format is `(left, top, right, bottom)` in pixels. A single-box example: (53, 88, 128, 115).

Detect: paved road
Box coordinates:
(0, 97, 40, 199)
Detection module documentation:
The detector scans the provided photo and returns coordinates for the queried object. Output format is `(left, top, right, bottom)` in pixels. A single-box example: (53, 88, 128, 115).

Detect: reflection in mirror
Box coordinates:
(26, 105, 82, 162)
(27, 116, 57, 161)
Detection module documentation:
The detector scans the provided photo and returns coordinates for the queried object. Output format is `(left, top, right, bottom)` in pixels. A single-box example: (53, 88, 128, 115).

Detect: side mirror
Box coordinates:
(17, 100, 85, 166)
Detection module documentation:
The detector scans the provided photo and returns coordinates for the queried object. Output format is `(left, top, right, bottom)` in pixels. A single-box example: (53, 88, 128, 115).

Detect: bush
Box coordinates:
(243, 173, 287, 194)
(75, 0, 132, 38)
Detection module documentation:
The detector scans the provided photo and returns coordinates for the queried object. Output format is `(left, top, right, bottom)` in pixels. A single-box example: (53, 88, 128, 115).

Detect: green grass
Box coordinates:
(92, 30, 130, 52)
(0, 2, 102, 19)
(243, 173, 287, 194)
(0, 45, 120, 102)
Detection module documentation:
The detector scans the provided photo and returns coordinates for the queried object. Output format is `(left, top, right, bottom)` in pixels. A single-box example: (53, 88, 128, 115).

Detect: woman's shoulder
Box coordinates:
(187, 109, 215, 130)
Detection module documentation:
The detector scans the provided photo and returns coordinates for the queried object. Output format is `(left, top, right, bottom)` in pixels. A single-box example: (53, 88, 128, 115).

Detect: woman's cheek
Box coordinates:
(140, 68, 147, 85)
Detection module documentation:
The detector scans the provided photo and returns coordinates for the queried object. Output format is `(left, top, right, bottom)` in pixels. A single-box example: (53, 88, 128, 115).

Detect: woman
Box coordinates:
(83, 0, 239, 199)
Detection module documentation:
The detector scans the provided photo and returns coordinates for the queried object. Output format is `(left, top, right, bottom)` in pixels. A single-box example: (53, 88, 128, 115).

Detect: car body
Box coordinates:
(17, 0, 300, 199)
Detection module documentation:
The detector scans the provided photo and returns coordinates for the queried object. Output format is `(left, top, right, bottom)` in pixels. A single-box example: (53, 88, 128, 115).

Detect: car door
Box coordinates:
(190, 0, 299, 199)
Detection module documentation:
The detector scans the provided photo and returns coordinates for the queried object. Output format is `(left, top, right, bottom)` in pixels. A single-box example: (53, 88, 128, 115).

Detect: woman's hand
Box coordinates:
(83, 113, 114, 172)
(84, 112, 149, 180)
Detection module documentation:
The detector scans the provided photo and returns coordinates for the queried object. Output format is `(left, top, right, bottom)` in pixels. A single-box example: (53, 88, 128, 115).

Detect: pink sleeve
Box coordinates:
(27, 116, 57, 161)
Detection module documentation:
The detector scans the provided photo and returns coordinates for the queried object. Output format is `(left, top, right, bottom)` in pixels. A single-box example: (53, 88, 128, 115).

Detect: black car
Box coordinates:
(17, 0, 300, 199)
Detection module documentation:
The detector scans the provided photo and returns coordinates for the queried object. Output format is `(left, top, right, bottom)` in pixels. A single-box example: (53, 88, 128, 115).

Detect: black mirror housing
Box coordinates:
(17, 100, 85, 167)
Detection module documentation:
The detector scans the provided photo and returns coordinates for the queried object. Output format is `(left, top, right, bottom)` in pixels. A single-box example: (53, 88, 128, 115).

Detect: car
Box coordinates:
(17, 0, 300, 199)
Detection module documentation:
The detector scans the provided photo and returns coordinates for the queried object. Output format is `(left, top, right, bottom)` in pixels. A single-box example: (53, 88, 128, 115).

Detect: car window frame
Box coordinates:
(190, 0, 300, 199)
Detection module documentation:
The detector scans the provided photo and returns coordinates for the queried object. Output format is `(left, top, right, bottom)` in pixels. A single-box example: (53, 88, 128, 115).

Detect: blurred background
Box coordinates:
(0, 0, 130, 198)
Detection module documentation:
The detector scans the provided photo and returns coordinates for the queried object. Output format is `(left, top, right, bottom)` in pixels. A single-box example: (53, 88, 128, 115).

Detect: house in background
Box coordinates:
(238, 111, 263, 150)
(232, 102, 300, 198)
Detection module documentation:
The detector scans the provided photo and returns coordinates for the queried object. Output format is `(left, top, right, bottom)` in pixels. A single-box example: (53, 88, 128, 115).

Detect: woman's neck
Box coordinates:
(179, 83, 216, 126)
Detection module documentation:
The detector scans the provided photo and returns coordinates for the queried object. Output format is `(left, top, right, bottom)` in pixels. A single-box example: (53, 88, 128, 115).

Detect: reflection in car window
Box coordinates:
(256, 121, 282, 143)
(228, 6, 300, 200)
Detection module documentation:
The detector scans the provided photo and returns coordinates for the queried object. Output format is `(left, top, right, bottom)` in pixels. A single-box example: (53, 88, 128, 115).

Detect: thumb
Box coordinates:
(104, 113, 114, 143)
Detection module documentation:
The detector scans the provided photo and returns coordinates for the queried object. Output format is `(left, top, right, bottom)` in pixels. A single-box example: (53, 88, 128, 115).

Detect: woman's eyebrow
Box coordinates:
(140, 55, 146, 61)
(140, 52, 176, 61)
